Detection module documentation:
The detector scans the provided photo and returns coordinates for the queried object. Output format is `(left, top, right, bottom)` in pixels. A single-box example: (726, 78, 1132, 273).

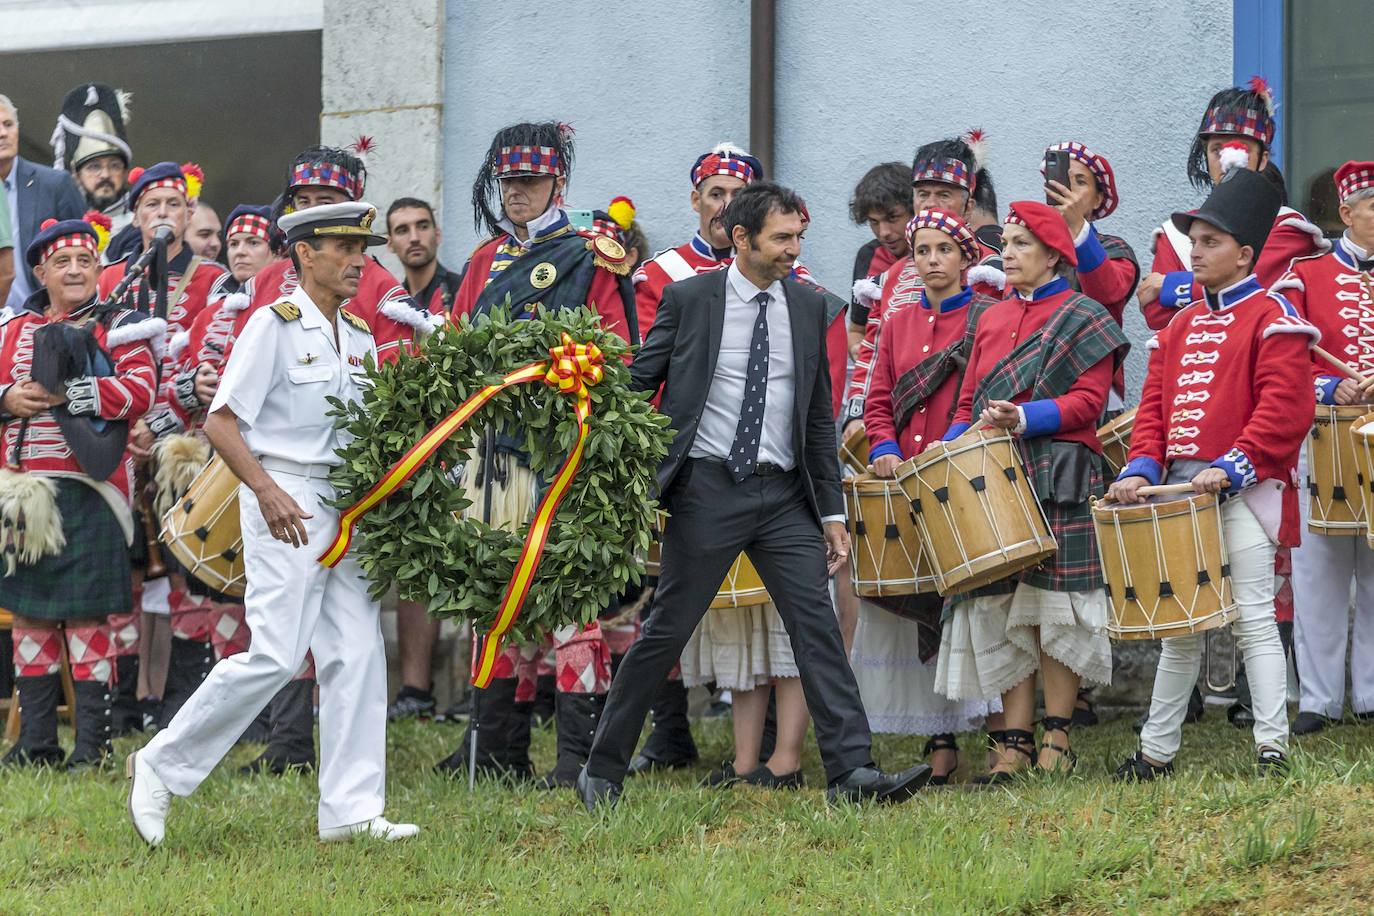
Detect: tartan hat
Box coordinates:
(1335, 161, 1374, 202)
(279, 201, 387, 247)
(225, 204, 273, 241)
(1188, 77, 1276, 189)
(26, 212, 111, 268)
(287, 145, 366, 200)
(473, 121, 576, 234)
(490, 122, 575, 179)
(912, 129, 987, 194)
(1172, 167, 1281, 261)
(1006, 200, 1078, 267)
(1040, 141, 1119, 220)
(905, 208, 979, 263)
(1199, 77, 1276, 148)
(128, 161, 203, 207)
(51, 83, 132, 171)
(691, 141, 763, 188)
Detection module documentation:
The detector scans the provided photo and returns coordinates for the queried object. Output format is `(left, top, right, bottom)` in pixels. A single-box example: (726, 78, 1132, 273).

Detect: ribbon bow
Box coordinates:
(543, 334, 604, 399)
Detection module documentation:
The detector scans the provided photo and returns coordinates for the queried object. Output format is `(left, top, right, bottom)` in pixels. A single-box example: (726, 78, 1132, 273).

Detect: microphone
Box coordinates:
(152, 225, 175, 245)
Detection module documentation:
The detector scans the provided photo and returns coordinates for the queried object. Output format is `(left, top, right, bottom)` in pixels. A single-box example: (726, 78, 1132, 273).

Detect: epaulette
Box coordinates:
(270, 301, 301, 322)
(340, 309, 370, 332)
(580, 230, 632, 277)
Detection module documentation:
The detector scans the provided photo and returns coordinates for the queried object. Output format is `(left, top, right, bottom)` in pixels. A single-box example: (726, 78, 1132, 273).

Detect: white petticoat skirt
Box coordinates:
(851, 600, 997, 735)
(935, 583, 1112, 701)
(680, 602, 799, 691)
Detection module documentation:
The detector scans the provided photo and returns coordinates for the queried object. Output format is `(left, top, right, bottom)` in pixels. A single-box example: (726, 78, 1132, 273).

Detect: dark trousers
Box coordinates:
(587, 459, 873, 784)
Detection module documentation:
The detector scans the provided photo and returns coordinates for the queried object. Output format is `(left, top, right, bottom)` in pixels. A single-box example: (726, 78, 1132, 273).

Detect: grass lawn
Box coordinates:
(4, 709, 1374, 914)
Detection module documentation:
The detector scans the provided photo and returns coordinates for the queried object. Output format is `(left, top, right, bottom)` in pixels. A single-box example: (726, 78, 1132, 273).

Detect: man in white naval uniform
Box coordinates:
(127, 201, 418, 845)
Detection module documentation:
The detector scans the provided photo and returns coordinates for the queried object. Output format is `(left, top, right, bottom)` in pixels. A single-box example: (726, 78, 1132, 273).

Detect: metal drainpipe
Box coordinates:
(750, 0, 776, 177)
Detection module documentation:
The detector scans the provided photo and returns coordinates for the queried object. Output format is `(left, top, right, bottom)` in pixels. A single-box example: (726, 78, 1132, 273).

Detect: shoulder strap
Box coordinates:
(167, 255, 204, 309)
(655, 249, 697, 283)
(270, 301, 301, 322)
(340, 309, 370, 332)
(1161, 219, 1192, 266)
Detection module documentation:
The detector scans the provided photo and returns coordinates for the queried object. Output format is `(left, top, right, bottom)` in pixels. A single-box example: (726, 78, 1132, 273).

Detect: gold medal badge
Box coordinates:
(589, 234, 631, 276)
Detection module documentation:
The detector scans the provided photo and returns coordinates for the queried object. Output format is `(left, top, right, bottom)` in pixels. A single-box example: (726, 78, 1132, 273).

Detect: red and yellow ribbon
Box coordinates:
(318, 334, 605, 686)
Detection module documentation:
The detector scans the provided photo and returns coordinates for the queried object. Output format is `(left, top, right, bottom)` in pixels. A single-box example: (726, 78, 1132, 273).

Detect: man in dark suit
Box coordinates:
(0, 95, 86, 310)
(577, 182, 932, 811)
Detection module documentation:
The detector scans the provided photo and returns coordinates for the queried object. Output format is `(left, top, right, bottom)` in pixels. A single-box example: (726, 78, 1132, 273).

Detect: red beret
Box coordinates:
(1005, 200, 1078, 268)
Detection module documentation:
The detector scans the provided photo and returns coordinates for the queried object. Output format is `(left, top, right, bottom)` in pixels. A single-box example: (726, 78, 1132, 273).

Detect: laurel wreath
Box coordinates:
(328, 306, 672, 643)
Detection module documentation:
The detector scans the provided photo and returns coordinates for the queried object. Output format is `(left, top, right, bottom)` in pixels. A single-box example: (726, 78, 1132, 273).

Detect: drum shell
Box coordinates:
(895, 428, 1057, 596)
(840, 426, 870, 476)
(1092, 491, 1236, 640)
(1096, 407, 1136, 477)
(1308, 404, 1367, 535)
(710, 553, 770, 610)
(843, 474, 936, 596)
(1355, 411, 1374, 550)
(161, 455, 246, 597)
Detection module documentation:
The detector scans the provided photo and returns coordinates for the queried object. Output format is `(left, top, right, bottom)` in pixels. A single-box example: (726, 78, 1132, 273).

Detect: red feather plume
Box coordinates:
(1247, 75, 1275, 115)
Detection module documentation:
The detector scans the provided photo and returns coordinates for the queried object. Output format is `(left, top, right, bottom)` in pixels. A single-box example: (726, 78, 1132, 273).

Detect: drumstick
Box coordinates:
(1313, 345, 1370, 385)
(1136, 481, 1231, 497)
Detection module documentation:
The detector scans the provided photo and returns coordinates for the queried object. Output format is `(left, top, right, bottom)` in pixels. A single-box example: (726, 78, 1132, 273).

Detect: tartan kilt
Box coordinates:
(0, 478, 133, 620)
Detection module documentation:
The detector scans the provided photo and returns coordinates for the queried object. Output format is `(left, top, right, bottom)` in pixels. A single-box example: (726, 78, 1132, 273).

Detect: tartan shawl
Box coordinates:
(891, 293, 997, 434)
(968, 291, 1129, 497)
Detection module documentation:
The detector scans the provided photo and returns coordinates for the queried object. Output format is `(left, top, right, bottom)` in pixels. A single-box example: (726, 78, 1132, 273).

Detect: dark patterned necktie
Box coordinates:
(728, 291, 770, 483)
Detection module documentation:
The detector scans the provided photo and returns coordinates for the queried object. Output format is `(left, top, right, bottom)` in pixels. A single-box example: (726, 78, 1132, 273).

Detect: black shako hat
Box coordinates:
(1171, 167, 1281, 260)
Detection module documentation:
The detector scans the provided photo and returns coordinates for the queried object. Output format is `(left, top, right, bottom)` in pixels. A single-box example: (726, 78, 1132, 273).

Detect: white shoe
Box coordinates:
(319, 816, 420, 843)
(126, 751, 171, 847)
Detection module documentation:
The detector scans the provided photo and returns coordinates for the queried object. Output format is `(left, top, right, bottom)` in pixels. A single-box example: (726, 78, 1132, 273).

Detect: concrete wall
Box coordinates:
(441, 0, 1232, 395)
(322, 0, 444, 273)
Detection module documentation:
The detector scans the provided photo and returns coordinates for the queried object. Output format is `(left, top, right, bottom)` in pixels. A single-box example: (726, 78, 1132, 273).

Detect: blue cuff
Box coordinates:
(942, 422, 971, 441)
(1316, 375, 1341, 405)
(1019, 399, 1061, 438)
(1211, 447, 1257, 493)
(1159, 271, 1195, 309)
(1075, 226, 1107, 273)
(1119, 456, 1163, 486)
(867, 439, 904, 461)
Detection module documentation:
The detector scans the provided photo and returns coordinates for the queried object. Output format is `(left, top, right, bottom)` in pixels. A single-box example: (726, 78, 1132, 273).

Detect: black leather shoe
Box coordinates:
(826, 764, 933, 805)
(1114, 751, 1173, 782)
(1292, 711, 1332, 735)
(628, 752, 697, 776)
(742, 765, 804, 790)
(575, 767, 621, 814)
(700, 761, 742, 788)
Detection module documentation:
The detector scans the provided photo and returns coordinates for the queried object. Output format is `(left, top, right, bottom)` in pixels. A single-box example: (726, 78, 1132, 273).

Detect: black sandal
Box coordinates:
(923, 734, 960, 786)
(972, 728, 1034, 785)
(1072, 687, 1099, 727)
(1038, 715, 1077, 774)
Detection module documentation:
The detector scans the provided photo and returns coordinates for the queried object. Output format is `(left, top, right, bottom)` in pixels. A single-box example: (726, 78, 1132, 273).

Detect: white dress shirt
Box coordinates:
(690, 261, 795, 468)
(210, 283, 376, 466)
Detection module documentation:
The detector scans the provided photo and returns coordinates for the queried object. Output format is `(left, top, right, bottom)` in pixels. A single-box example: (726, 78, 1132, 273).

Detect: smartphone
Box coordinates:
(1044, 150, 1071, 204)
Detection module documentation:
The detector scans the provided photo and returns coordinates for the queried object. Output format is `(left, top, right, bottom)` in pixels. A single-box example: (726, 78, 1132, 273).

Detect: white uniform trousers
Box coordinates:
(141, 468, 387, 830)
(1140, 496, 1289, 763)
(1292, 451, 1374, 718)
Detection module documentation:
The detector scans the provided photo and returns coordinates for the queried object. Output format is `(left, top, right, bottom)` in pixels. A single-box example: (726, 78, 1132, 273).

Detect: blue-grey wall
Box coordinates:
(443, 0, 1234, 396)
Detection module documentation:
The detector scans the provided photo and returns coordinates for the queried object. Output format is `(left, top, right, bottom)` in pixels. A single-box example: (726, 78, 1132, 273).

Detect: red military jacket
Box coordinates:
(948, 278, 1115, 454)
(1273, 234, 1374, 402)
(865, 286, 999, 460)
(0, 296, 160, 513)
(1123, 275, 1318, 545)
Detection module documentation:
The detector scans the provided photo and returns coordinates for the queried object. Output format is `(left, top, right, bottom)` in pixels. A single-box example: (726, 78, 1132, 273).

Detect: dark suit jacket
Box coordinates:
(630, 268, 844, 524)
(10, 156, 85, 289)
